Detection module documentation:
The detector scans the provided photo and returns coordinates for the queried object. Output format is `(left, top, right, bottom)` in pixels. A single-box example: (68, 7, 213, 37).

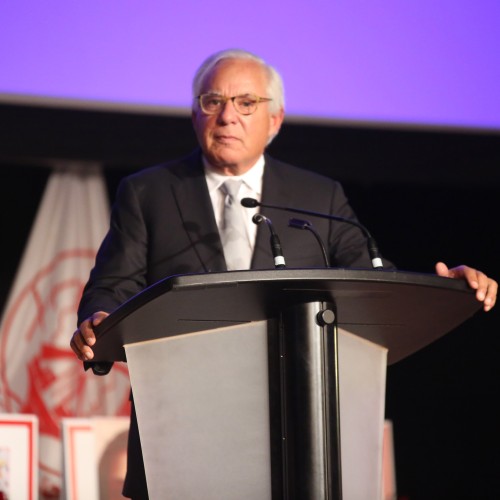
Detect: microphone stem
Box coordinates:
(264, 202, 368, 235)
(253, 214, 286, 269)
(261, 202, 383, 270)
(307, 225, 331, 268)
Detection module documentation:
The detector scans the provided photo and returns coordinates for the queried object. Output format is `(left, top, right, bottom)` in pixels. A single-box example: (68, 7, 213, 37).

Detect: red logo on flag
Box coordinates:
(0, 250, 130, 497)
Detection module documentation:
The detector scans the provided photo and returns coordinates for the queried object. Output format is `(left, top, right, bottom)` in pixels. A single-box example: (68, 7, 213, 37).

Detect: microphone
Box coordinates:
(252, 214, 286, 269)
(242, 198, 383, 270)
(289, 218, 331, 268)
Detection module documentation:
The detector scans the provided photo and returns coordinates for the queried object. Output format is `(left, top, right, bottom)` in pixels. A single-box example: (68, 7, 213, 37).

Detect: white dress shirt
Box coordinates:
(204, 156, 264, 260)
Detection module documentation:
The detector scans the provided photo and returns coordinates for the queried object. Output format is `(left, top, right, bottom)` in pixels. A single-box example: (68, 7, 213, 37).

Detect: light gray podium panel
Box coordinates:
(125, 321, 272, 500)
(338, 328, 387, 500)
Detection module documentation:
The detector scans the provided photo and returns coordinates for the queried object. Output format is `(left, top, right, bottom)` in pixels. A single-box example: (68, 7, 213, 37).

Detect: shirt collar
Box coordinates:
(203, 155, 265, 195)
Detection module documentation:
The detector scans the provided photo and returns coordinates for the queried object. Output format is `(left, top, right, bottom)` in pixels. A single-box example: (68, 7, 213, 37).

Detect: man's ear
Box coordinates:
(269, 107, 285, 137)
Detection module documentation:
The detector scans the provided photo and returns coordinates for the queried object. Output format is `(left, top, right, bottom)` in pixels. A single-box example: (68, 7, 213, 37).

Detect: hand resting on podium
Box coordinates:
(71, 311, 109, 361)
(435, 261, 497, 312)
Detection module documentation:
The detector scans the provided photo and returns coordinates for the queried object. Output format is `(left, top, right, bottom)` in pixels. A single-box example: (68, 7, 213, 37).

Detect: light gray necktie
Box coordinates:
(220, 180, 252, 270)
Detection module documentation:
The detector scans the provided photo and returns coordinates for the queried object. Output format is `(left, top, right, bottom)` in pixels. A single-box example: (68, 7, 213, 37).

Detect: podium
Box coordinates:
(91, 269, 481, 500)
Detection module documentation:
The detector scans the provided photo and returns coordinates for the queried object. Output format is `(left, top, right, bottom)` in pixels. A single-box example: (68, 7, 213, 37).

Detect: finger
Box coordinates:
(459, 266, 482, 291)
(70, 329, 94, 361)
(483, 279, 498, 312)
(71, 326, 92, 351)
(463, 270, 497, 311)
(435, 262, 469, 280)
(80, 311, 109, 346)
(70, 332, 81, 358)
(79, 319, 97, 347)
(435, 262, 469, 281)
(90, 311, 109, 327)
(435, 261, 450, 277)
(472, 270, 489, 301)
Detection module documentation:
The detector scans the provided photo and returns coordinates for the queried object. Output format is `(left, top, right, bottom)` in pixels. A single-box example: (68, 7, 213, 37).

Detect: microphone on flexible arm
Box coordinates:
(252, 214, 287, 269)
(241, 198, 384, 270)
(288, 218, 331, 268)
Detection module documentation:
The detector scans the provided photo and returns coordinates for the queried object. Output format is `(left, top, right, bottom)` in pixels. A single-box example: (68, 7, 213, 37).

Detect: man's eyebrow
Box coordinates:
(203, 91, 256, 96)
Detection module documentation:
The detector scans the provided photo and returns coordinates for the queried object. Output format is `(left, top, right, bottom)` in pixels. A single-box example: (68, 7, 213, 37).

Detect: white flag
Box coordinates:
(0, 163, 130, 499)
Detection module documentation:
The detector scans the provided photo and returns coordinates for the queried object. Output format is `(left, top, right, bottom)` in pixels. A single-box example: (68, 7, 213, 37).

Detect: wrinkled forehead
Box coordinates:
(200, 58, 269, 96)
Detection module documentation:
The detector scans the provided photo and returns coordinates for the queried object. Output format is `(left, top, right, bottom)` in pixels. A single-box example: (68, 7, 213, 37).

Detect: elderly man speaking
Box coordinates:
(71, 49, 497, 499)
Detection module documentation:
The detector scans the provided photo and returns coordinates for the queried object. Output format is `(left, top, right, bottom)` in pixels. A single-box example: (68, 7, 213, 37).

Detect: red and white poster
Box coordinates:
(0, 164, 130, 499)
(0, 414, 38, 500)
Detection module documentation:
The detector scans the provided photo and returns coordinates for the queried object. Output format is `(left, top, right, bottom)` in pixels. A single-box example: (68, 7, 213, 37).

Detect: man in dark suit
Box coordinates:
(71, 49, 497, 499)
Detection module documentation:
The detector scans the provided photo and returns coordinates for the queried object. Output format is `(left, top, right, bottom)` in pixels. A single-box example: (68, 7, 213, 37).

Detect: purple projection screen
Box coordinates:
(1, 1, 499, 130)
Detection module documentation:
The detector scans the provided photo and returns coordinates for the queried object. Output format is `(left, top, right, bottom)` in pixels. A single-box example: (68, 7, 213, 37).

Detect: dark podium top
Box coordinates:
(92, 268, 481, 365)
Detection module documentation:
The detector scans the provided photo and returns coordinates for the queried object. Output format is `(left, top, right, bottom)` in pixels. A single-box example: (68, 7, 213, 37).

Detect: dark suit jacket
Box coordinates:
(78, 150, 391, 498)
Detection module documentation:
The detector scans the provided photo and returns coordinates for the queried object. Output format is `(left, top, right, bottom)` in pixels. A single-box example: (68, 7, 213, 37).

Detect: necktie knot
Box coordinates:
(221, 179, 242, 207)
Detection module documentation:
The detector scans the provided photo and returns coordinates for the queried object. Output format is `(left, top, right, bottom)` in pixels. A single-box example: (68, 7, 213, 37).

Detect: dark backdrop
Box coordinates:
(1, 103, 499, 499)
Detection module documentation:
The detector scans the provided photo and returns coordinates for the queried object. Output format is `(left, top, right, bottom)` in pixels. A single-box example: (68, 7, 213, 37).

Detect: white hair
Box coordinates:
(192, 49, 285, 115)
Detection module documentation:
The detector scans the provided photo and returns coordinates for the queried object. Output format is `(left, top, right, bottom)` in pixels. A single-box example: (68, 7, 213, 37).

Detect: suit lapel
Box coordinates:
(171, 152, 227, 272)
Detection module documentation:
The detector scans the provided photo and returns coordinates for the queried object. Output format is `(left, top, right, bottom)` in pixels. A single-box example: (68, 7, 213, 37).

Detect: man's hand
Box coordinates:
(70, 311, 109, 361)
(435, 262, 498, 312)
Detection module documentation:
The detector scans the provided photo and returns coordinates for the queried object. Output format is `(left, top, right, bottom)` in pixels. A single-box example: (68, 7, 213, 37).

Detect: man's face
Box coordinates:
(192, 58, 284, 175)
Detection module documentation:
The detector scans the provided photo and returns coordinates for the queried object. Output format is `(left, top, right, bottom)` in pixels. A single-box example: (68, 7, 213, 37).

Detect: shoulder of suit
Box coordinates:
(120, 150, 203, 186)
(264, 154, 341, 189)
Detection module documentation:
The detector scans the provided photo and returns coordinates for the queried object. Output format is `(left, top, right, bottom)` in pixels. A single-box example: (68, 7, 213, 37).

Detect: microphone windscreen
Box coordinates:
(241, 197, 259, 208)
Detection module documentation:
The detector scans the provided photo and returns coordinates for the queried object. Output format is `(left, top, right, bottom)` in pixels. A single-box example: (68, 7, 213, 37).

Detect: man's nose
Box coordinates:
(217, 98, 238, 123)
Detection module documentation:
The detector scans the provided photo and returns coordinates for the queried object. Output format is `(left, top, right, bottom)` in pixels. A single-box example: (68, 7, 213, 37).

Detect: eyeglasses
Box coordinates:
(197, 93, 273, 116)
